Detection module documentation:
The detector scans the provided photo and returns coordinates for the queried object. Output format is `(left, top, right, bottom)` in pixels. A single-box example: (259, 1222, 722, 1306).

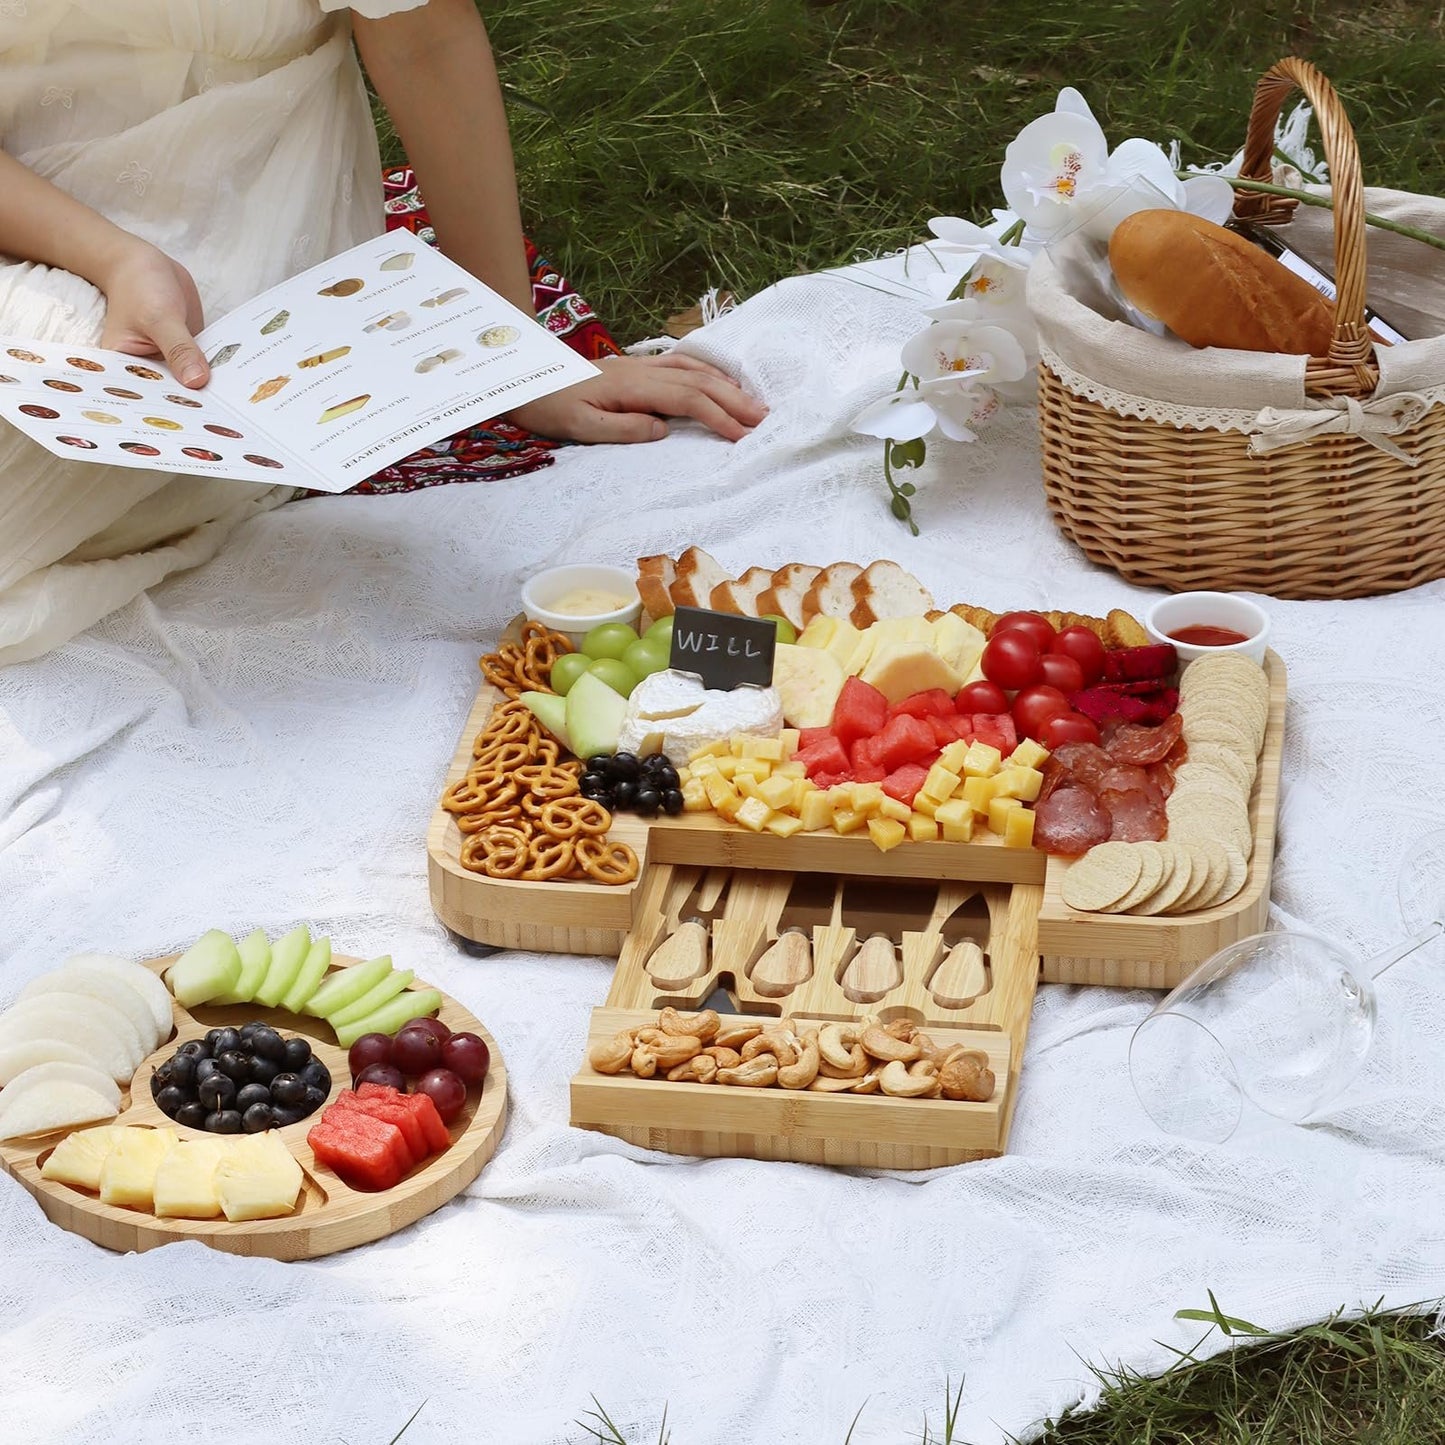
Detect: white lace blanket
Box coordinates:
(3, 250, 1444, 1445)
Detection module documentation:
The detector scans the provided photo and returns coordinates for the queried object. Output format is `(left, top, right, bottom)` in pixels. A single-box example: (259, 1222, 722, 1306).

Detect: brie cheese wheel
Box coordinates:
(616, 670, 784, 764)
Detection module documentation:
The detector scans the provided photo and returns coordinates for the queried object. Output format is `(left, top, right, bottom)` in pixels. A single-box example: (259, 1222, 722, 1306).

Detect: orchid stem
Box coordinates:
(998, 218, 1026, 247)
(1179, 172, 1445, 253)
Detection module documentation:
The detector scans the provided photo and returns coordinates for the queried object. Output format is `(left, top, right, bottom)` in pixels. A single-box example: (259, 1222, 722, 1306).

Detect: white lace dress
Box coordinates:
(0, 0, 427, 664)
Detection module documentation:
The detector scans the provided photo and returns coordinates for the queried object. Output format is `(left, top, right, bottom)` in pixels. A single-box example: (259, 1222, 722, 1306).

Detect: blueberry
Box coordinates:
(249, 1026, 285, 1063)
(236, 1082, 271, 1112)
(168, 1054, 197, 1090)
(611, 780, 636, 808)
(300, 1059, 331, 1092)
(241, 1102, 275, 1134)
(238, 1022, 261, 1041)
(149, 1070, 164, 1100)
(662, 788, 685, 816)
(218, 1050, 252, 1083)
(203, 1029, 228, 1053)
(250, 1057, 281, 1087)
(198, 1073, 237, 1111)
(152, 1059, 175, 1089)
(302, 1084, 328, 1113)
(175, 1100, 209, 1130)
(212, 1110, 243, 1135)
(155, 1085, 186, 1118)
(282, 1037, 312, 1072)
(269, 1073, 306, 1108)
(210, 1028, 242, 1056)
(634, 787, 661, 816)
(194, 1057, 220, 1085)
(177, 1040, 208, 1061)
(607, 752, 640, 780)
(585, 754, 612, 774)
(580, 771, 609, 799)
(269, 1104, 306, 1128)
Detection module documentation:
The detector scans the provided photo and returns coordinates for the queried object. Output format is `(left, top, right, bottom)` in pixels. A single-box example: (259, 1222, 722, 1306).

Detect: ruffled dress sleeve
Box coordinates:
(319, 0, 431, 16)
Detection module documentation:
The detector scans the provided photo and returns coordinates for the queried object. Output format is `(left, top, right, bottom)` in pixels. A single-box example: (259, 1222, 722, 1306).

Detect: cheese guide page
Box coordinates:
(0, 235, 599, 493)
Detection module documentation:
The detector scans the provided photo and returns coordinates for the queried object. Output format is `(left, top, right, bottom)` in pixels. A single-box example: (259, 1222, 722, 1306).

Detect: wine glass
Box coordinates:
(1128, 829, 1445, 1144)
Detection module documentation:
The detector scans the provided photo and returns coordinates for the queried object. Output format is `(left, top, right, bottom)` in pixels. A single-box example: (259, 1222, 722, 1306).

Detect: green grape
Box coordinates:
(622, 638, 669, 680)
(581, 622, 640, 661)
(644, 615, 674, 648)
(587, 657, 638, 697)
(762, 614, 798, 645)
(549, 652, 592, 696)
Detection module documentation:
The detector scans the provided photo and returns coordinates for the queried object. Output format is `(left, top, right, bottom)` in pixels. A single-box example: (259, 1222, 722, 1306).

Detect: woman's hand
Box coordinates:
(98, 242, 210, 389)
(507, 353, 767, 444)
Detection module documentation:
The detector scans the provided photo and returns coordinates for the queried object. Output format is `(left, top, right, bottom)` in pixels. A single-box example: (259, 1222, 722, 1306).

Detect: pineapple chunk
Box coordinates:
(934, 798, 976, 842)
(153, 1137, 234, 1220)
(922, 763, 961, 801)
(99, 1127, 177, 1211)
(714, 756, 739, 779)
(831, 808, 867, 836)
(911, 791, 939, 818)
(40, 1124, 125, 1191)
(1009, 738, 1050, 770)
(846, 782, 885, 817)
(756, 773, 797, 811)
(774, 760, 806, 780)
(765, 812, 805, 839)
(961, 741, 1002, 777)
(688, 754, 718, 779)
(939, 739, 972, 773)
(790, 777, 815, 812)
(799, 790, 834, 832)
(734, 796, 774, 832)
(1003, 807, 1037, 849)
(908, 813, 939, 842)
(736, 734, 784, 762)
(704, 771, 737, 809)
(994, 765, 1043, 802)
(867, 816, 908, 852)
(681, 776, 710, 812)
(779, 728, 800, 759)
(877, 796, 912, 824)
(733, 757, 772, 782)
(215, 1131, 303, 1223)
(735, 774, 764, 801)
(987, 795, 1022, 834)
(715, 790, 745, 822)
(690, 738, 731, 760)
(930, 611, 987, 678)
(961, 775, 996, 815)
(798, 614, 865, 673)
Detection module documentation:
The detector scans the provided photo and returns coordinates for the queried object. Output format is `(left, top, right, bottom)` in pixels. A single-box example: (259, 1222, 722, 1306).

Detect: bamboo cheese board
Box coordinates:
(428, 651, 1286, 989)
(0, 955, 507, 1260)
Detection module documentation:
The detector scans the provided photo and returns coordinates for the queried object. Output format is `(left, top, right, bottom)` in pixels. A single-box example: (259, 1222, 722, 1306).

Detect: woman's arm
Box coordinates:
(353, 0, 766, 443)
(0, 150, 210, 386)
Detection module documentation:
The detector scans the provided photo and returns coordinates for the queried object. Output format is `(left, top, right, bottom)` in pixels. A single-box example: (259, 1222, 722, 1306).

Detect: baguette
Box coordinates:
(849, 560, 935, 628)
(669, 546, 731, 611)
(636, 554, 677, 620)
(758, 564, 822, 629)
(710, 566, 774, 615)
(802, 563, 862, 624)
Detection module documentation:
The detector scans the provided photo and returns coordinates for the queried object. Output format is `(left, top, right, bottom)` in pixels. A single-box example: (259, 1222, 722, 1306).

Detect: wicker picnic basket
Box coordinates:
(1033, 57, 1445, 600)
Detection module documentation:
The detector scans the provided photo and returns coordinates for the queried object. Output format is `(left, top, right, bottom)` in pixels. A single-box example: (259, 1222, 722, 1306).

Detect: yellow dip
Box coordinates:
(549, 588, 630, 617)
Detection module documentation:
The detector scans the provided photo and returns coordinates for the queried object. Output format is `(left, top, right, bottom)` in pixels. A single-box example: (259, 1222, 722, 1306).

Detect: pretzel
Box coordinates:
(474, 709, 533, 750)
(443, 776, 503, 814)
(459, 825, 531, 879)
(455, 804, 525, 834)
(539, 796, 611, 839)
(573, 837, 640, 885)
(470, 740, 533, 775)
(515, 762, 581, 800)
(521, 835, 575, 881)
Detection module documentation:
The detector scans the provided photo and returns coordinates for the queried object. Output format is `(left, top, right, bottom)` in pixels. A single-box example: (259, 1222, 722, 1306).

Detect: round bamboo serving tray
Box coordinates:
(0, 955, 507, 1260)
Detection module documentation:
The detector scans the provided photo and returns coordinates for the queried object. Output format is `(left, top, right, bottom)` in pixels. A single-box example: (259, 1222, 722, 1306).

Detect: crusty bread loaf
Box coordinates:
(636, 554, 676, 620)
(1109, 209, 1335, 356)
(669, 546, 731, 610)
(849, 560, 935, 628)
(710, 566, 774, 615)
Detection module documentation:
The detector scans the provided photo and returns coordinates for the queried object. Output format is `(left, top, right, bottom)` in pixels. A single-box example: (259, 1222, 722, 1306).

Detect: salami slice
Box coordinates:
(1037, 756, 1068, 804)
(1098, 764, 1164, 807)
(1100, 786, 1167, 842)
(1049, 741, 1111, 794)
(1032, 786, 1113, 856)
(1105, 712, 1184, 766)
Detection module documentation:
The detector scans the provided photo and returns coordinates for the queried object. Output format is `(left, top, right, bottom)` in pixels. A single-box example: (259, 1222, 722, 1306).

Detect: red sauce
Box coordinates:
(1168, 624, 1250, 647)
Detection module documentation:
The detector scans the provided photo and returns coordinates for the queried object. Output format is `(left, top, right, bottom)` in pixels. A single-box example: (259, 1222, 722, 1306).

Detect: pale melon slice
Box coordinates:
(0, 995, 143, 1079)
(303, 954, 392, 1020)
(218, 929, 272, 1005)
(0, 1037, 97, 1086)
(253, 926, 309, 1009)
(40, 1124, 126, 1190)
(21, 964, 162, 1055)
(3, 1060, 122, 1113)
(62, 954, 174, 1041)
(165, 930, 242, 1008)
(0, 1079, 118, 1141)
(280, 937, 332, 1014)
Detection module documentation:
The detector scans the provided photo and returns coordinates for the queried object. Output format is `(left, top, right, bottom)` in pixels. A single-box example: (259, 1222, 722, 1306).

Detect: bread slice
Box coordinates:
(636, 553, 677, 621)
(801, 562, 863, 623)
(849, 560, 935, 627)
(668, 546, 732, 611)
(758, 564, 822, 629)
(710, 566, 774, 615)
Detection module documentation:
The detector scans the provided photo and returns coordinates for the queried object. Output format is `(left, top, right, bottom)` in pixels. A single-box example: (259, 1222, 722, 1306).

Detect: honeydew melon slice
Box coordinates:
(217, 929, 272, 1005)
(280, 937, 332, 1014)
(62, 954, 175, 1041)
(21, 964, 162, 1055)
(334, 988, 443, 1049)
(303, 954, 392, 1020)
(252, 926, 309, 1009)
(327, 969, 415, 1030)
(0, 1079, 118, 1141)
(3, 1061, 122, 1113)
(0, 1037, 97, 1086)
(0, 994, 144, 1075)
(165, 930, 242, 1008)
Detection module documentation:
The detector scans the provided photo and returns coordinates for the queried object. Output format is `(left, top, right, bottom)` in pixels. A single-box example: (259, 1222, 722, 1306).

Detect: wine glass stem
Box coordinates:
(1366, 919, 1445, 980)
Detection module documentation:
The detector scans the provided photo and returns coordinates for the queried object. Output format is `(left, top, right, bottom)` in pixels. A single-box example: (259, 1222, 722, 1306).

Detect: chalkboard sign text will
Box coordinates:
(668, 606, 777, 690)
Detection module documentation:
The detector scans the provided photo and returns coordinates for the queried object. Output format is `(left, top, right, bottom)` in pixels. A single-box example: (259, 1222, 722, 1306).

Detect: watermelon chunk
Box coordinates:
(333, 1088, 429, 1162)
(307, 1117, 406, 1192)
(853, 759, 888, 783)
(881, 763, 930, 807)
(357, 1082, 452, 1155)
(888, 689, 956, 720)
(795, 735, 850, 778)
(796, 726, 834, 751)
(971, 713, 1017, 755)
(927, 715, 957, 748)
(811, 769, 853, 790)
(875, 713, 937, 772)
(832, 676, 889, 747)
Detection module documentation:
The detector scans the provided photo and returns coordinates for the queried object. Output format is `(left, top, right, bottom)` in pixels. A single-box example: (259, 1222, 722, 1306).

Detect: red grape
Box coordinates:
(347, 1033, 394, 1077)
(355, 1062, 406, 1092)
(400, 1015, 451, 1045)
(440, 1032, 490, 1085)
(991, 611, 1057, 650)
(415, 1068, 467, 1124)
(1012, 684, 1072, 742)
(981, 630, 1043, 690)
(1040, 711, 1102, 748)
(1050, 626, 1107, 686)
(955, 680, 1009, 714)
(392, 1023, 445, 1076)
(1037, 653, 1086, 694)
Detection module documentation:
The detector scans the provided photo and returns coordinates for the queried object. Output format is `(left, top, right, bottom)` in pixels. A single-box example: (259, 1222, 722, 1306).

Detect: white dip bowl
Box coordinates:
(521, 563, 642, 646)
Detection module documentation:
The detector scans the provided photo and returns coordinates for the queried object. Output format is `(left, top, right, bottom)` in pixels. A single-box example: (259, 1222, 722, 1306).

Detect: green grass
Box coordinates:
(371, 0, 1445, 341)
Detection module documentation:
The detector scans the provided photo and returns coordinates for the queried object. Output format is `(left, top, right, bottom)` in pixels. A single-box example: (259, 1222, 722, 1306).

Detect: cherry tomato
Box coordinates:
(991, 611, 1057, 650)
(981, 631, 1043, 690)
(1012, 684, 1072, 742)
(1050, 625, 1107, 686)
(956, 680, 1009, 714)
(1039, 710, 1102, 748)
(1038, 652, 1086, 694)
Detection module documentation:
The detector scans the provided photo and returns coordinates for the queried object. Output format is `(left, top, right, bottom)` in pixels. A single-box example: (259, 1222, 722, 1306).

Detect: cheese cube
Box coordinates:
(987, 795, 1022, 834)
(831, 808, 867, 836)
(910, 792, 938, 817)
(1003, 806, 1036, 849)
(703, 771, 737, 810)
(714, 756, 739, 779)
(934, 798, 975, 842)
(735, 774, 764, 801)
(961, 775, 996, 815)
(867, 816, 907, 852)
(681, 776, 711, 812)
(908, 813, 939, 842)
(737, 734, 784, 761)
(756, 773, 797, 811)
(734, 758, 773, 782)
(687, 755, 718, 779)
(153, 1138, 234, 1220)
(878, 796, 912, 824)
(690, 738, 731, 760)
(994, 765, 1043, 802)
(215, 1132, 303, 1223)
(790, 778, 814, 812)
(939, 739, 972, 774)
(734, 796, 774, 832)
(1009, 738, 1050, 770)
(922, 764, 961, 801)
(779, 729, 800, 759)
(846, 782, 885, 817)
(765, 812, 805, 839)
(99, 1127, 177, 1211)
(961, 742, 1002, 777)
(40, 1124, 125, 1191)
(799, 790, 834, 832)
(774, 760, 806, 780)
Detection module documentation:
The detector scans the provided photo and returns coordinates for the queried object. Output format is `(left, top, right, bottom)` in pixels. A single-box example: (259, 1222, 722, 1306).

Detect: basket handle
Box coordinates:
(1233, 57, 1371, 367)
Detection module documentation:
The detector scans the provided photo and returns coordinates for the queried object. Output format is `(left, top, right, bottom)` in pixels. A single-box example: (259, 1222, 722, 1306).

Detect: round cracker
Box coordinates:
(1182, 715, 1257, 760)
(1061, 841, 1146, 912)
(1129, 842, 1198, 915)
(1164, 841, 1227, 914)
(1178, 741, 1255, 793)
(1101, 842, 1166, 913)
(1192, 840, 1249, 909)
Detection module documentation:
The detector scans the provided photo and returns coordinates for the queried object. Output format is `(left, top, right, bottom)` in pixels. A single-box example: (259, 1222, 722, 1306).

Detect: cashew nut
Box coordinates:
(777, 1030, 820, 1089)
(634, 1028, 703, 1068)
(938, 1048, 995, 1102)
(883, 1018, 918, 1042)
(703, 1045, 742, 1068)
(588, 1030, 637, 1075)
(878, 1059, 940, 1097)
(911, 1030, 944, 1061)
(742, 1029, 798, 1067)
(850, 1068, 881, 1095)
(717, 1054, 779, 1087)
(666, 1054, 719, 1084)
(819, 1023, 864, 1071)
(860, 1025, 922, 1064)
(714, 1020, 763, 1051)
(808, 1074, 862, 1093)
(658, 1007, 720, 1042)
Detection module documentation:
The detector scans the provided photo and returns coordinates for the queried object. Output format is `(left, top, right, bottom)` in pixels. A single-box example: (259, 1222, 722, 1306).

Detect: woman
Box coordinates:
(0, 0, 763, 664)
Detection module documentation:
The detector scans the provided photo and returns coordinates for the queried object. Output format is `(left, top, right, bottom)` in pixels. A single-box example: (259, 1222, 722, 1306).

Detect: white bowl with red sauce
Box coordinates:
(1144, 591, 1270, 665)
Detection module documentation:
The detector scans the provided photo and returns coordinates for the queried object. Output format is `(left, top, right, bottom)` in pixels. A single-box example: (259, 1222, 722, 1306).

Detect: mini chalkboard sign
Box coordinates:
(668, 606, 777, 691)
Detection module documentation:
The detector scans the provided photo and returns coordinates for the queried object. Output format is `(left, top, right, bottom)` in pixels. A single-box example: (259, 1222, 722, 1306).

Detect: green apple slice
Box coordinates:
(303, 954, 393, 1019)
(327, 969, 415, 1030)
(165, 930, 242, 1008)
(280, 937, 332, 1013)
(564, 668, 629, 761)
(334, 988, 443, 1049)
(218, 929, 272, 1004)
(252, 926, 310, 1009)
(519, 690, 571, 751)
